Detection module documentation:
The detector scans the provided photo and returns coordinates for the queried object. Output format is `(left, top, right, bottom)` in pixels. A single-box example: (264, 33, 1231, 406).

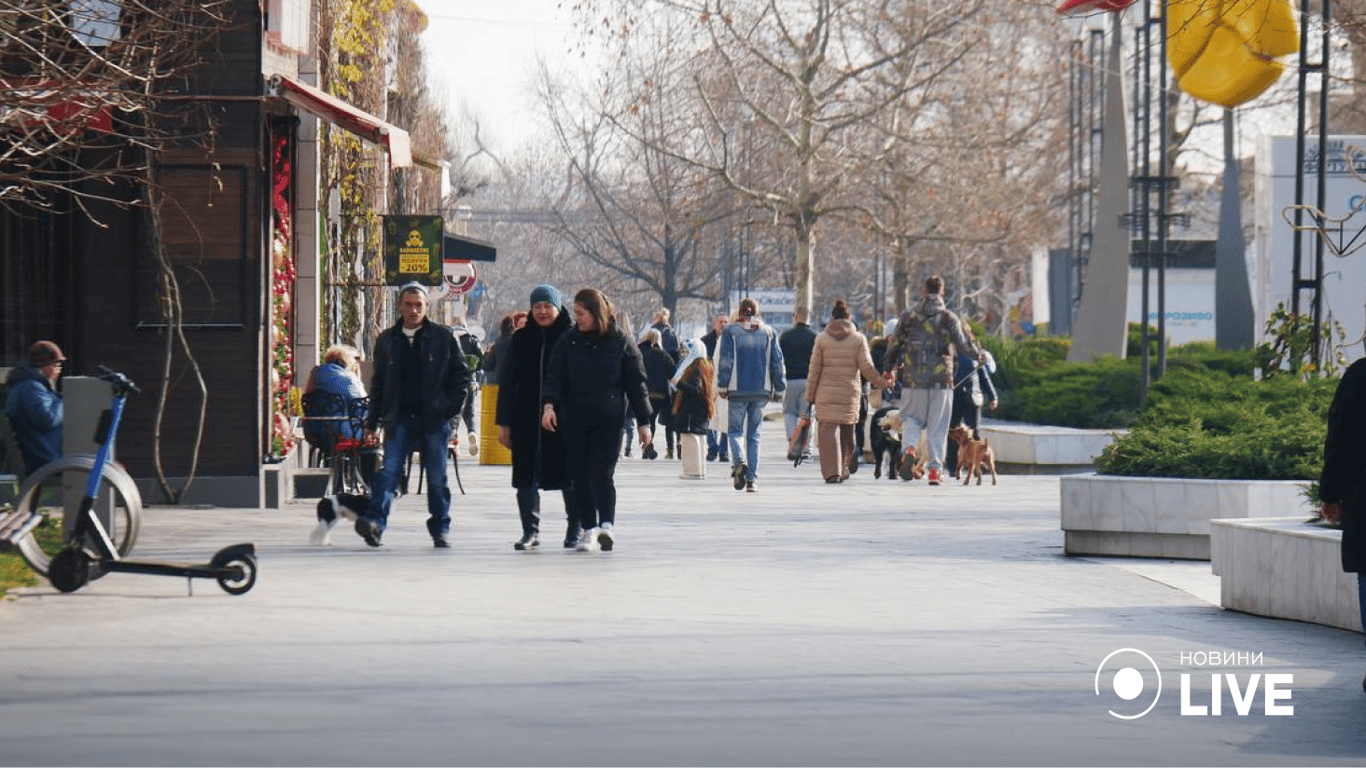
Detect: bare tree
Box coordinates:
(584, 0, 995, 318)
(537, 47, 736, 318)
(0, 1, 230, 215)
(1, 0, 233, 501)
(883, 5, 1069, 326)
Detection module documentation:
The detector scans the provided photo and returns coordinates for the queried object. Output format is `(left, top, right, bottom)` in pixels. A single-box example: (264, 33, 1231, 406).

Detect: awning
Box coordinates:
(267, 74, 412, 168)
(444, 233, 496, 262)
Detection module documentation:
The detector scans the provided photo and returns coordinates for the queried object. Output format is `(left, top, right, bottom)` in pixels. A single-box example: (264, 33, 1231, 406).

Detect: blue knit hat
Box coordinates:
(529, 284, 562, 309)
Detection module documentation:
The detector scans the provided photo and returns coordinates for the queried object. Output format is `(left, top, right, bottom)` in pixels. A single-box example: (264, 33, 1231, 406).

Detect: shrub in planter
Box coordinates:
(983, 329, 1262, 430)
(1094, 371, 1335, 480)
(999, 355, 1144, 428)
(979, 334, 1069, 395)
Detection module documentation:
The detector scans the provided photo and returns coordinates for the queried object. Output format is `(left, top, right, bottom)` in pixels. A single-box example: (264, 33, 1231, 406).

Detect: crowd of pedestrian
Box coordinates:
(329, 274, 1002, 551)
(2, 275, 1001, 558)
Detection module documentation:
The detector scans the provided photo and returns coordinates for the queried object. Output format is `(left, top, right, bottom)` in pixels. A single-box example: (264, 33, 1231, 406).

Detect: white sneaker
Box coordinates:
(597, 524, 615, 552)
(575, 528, 601, 552)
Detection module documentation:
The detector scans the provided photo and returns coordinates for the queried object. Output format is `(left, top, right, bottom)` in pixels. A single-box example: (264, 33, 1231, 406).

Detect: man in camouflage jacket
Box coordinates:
(882, 275, 983, 485)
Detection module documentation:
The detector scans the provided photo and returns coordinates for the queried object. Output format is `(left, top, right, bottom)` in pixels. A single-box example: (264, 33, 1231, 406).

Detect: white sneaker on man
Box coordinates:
(575, 528, 601, 552)
(596, 523, 615, 552)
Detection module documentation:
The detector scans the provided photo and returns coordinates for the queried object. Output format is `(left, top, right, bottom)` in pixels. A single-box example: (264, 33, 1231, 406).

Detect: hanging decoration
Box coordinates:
(1056, 0, 1299, 109)
(1167, 0, 1298, 108)
(269, 132, 296, 460)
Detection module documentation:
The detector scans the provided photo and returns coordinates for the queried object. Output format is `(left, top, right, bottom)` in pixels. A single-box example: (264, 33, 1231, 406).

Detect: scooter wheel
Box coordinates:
(211, 552, 257, 595)
(48, 548, 94, 593)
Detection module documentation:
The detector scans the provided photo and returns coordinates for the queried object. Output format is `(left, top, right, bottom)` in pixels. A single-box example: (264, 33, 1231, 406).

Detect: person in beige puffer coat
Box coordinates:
(805, 300, 890, 483)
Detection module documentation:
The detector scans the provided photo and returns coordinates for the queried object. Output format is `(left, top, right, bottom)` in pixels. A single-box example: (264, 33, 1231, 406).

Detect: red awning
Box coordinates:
(267, 74, 412, 168)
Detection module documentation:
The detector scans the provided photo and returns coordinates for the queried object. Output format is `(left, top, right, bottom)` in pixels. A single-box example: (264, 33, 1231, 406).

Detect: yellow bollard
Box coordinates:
(479, 384, 512, 465)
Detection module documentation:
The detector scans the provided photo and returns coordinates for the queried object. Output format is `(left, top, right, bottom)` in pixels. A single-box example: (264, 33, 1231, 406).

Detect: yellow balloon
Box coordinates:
(1167, 0, 1299, 108)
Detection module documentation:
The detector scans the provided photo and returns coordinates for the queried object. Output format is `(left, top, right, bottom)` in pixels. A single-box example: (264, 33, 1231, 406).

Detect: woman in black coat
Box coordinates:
(541, 288, 653, 553)
(639, 328, 679, 459)
(1321, 357, 1366, 688)
(496, 285, 576, 550)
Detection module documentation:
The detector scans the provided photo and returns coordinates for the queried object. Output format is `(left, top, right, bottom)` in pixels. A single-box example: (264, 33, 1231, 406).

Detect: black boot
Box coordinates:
(514, 487, 540, 550)
(561, 489, 582, 548)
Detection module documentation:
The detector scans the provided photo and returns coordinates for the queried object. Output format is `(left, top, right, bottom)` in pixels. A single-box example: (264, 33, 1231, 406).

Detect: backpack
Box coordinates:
(456, 331, 483, 373)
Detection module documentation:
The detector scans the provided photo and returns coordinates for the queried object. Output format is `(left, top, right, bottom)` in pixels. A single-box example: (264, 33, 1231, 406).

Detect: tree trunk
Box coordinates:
(793, 216, 814, 321)
(892, 237, 909, 315)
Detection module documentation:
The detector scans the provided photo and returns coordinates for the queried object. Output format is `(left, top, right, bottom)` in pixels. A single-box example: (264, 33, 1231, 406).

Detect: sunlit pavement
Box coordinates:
(1, 413, 1362, 767)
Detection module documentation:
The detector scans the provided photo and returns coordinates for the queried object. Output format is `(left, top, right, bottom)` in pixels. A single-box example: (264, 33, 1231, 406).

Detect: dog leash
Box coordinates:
(450, 442, 466, 495)
(952, 361, 985, 390)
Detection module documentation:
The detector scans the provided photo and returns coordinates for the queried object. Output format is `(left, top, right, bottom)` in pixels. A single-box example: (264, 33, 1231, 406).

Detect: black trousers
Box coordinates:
(563, 417, 623, 530)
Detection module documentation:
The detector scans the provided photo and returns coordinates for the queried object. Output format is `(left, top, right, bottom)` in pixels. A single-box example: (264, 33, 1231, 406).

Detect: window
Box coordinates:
(266, 0, 309, 53)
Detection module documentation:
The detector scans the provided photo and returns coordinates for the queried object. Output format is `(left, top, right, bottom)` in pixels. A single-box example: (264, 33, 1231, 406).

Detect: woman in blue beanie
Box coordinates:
(495, 284, 579, 550)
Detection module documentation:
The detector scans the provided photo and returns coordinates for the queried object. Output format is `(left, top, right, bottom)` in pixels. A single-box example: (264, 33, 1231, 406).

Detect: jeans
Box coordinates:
(707, 429, 727, 458)
(898, 388, 954, 471)
(365, 414, 452, 538)
(727, 397, 766, 482)
(782, 379, 808, 440)
(1358, 574, 1366, 646)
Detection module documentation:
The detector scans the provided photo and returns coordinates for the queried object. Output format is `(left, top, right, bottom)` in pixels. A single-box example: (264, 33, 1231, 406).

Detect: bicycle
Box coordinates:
(0, 367, 257, 595)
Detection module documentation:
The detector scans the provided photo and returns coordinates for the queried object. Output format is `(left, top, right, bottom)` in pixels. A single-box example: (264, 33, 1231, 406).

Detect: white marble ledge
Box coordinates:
(978, 419, 1126, 466)
(1061, 474, 1314, 537)
(1210, 517, 1360, 633)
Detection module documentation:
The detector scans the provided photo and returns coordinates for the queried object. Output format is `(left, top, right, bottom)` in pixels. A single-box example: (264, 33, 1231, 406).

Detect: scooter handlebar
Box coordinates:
(95, 365, 140, 394)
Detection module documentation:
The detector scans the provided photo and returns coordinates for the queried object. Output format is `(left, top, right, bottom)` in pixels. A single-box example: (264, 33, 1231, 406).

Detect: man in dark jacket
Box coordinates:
(779, 307, 817, 448)
(450, 313, 483, 455)
(4, 340, 66, 475)
(650, 308, 682, 359)
(356, 283, 470, 548)
(1320, 357, 1366, 688)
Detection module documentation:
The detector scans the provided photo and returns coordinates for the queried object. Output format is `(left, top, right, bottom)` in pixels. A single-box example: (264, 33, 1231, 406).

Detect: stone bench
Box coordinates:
(978, 419, 1123, 473)
(1210, 517, 1361, 633)
(1060, 474, 1314, 560)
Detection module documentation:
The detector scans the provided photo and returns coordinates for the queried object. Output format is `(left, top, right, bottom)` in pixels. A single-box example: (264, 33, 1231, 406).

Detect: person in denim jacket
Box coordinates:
(716, 298, 785, 493)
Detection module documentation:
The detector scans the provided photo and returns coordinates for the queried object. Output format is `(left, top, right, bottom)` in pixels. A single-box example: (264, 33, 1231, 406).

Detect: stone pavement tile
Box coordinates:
(0, 414, 1362, 766)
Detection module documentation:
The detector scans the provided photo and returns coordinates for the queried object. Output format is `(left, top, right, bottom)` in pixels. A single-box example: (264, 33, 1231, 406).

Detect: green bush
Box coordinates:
(998, 355, 1143, 429)
(979, 334, 1069, 395)
(1094, 373, 1335, 480)
(977, 320, 1336, 481)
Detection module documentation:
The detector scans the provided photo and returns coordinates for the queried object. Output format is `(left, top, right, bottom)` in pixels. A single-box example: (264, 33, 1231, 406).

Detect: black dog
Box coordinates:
(869, 406, 903, 480)
(311, 493, 370, 546)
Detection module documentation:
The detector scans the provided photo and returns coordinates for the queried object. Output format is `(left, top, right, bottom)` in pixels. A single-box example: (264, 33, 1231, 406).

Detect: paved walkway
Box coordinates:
(1, 414, 1363, 766)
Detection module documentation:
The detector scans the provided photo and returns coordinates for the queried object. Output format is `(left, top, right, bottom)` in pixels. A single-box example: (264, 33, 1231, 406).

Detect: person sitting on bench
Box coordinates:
(4, 341, 66, 475)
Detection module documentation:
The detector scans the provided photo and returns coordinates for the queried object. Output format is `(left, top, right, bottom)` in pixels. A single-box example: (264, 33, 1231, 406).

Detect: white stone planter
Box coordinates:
(1060, 473, 1315, 560)
(978, 420, 1122, 472)
(1210, 517, 1361, 633)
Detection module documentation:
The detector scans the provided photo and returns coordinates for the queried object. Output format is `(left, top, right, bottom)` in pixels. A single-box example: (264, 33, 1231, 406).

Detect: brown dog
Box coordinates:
(949, 425, 997, 486)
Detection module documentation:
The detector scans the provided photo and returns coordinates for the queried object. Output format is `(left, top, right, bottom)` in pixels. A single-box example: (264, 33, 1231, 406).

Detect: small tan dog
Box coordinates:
(949, 424, 997, 486)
